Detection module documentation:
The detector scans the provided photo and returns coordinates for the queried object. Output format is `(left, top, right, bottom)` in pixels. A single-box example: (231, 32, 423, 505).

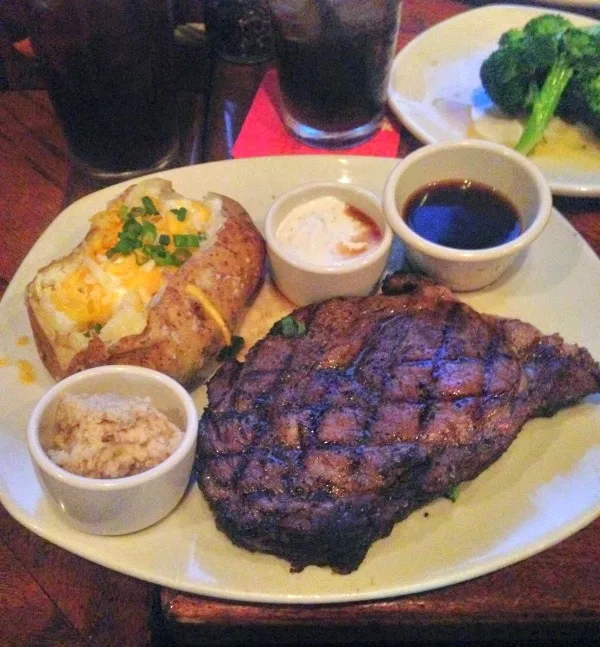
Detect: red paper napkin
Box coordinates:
(232, 69, 400, 158)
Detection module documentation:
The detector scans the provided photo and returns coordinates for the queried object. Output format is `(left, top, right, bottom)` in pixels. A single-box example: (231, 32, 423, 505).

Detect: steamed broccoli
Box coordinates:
(577, 72, 600, 132)
(559, 42, 600, 133)
(480, 14, 600, 155)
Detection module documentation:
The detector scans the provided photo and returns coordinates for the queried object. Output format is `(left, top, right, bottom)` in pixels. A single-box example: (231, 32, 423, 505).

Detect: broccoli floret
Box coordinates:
(480, 48, 538, 116)
(557, 26, 600, 133)
(480, 15, 600, 155)
(561, 23, 600, 64)
(561, 69, 600, 135)
(582, 73, 600, 134)
(480, 15, 568, 118)
(498, 28, 524, 48)
(522, 14, 571, 39)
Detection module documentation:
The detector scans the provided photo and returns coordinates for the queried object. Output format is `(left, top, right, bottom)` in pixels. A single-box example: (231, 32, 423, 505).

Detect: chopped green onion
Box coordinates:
(153, 255, 172, 267)
(444, 484, 460, 503)
(171, 207, 188, 222)
(166, 253, 182, 266)
(118, 231, 138, 242)
(106, 200, 199, 265)
(147, 246, 169, 264)
(141, 220, 157, 244)
(172, 247, 192, 264)
(174, 233, 202, 248)
(282, 317, 296, 337)
(84, 322, 103, 338)
(119, 231, 144, 246)
(142, 196, 159, 216)
(123, 218, 143, 236)
(107, 237, 140, 257)
(273, 315, 306, 338)
(217, 335, 245, 361)
(143, 245, 181, 266)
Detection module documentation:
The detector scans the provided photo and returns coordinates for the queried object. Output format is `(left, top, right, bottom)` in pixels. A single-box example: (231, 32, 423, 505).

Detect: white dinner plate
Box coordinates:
(529, 0, 600, 7)
(388, 4, 600, 197)
(1, 156, 599, 604)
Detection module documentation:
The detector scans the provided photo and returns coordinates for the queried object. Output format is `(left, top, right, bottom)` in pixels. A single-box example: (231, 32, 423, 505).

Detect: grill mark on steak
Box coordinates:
(197, 274, 600, 574)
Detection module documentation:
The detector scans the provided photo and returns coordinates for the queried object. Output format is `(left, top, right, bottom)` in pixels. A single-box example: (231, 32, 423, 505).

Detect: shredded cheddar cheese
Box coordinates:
(51, 265, 117, 327)
(185, 284, 231, 346)
(105, 255, 163, 302)
(17, 360, 36, 384)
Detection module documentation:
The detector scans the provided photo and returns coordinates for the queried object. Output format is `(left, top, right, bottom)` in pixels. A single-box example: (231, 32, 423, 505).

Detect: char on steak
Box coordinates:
(197, 274, 600, 574)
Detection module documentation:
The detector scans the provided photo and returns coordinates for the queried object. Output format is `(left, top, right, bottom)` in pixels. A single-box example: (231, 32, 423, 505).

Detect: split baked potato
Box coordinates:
(26, 178, 266, 386)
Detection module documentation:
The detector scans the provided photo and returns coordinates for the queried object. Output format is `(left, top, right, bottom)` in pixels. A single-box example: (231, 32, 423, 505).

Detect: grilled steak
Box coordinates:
(197, 274, 600, 574)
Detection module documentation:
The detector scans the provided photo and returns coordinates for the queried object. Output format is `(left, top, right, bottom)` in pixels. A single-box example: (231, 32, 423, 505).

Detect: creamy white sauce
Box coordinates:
(275, 196, 381, 266)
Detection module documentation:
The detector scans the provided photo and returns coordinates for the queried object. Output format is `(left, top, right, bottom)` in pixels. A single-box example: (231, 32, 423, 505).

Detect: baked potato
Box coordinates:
(26, 178, 266, 386)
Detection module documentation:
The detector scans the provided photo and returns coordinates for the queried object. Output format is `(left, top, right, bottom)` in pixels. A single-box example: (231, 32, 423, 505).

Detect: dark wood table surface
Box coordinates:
(1, 1, 600, 645)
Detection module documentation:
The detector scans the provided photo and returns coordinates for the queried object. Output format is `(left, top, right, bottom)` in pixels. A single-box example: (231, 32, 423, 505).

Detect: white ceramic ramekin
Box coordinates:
(265, 182, 393, 306)
(27, 365, 198, 535)
(382, 140, 552, 291)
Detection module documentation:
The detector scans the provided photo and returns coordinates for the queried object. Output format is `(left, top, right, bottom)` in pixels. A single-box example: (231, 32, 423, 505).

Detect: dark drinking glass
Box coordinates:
(268, 0, 403, 148)
(28, 0, 179, 181)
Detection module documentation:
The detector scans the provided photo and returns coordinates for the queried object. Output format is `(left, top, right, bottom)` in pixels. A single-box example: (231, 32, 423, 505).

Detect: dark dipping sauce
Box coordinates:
(404, 180, 522, 250)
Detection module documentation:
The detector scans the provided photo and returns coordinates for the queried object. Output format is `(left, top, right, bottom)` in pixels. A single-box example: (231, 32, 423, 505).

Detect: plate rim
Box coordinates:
(528, 0, 600, 7)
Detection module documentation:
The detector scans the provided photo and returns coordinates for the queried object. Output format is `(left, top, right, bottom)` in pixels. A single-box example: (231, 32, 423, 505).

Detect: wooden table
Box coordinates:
(1, 1, 599, 645)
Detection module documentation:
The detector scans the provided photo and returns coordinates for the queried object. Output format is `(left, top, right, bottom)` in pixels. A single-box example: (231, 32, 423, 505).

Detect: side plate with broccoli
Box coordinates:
(480, 14, 600, 156)
(387, 4, 600, 197)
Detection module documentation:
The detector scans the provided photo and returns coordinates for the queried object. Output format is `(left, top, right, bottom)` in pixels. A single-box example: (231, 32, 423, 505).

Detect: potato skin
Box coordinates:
(27, 195, 266, 386)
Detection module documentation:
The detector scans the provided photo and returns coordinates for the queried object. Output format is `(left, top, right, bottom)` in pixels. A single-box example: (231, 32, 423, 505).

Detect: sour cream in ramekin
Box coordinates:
(265, 182, 393, 306)
(275, 195, 383, 267)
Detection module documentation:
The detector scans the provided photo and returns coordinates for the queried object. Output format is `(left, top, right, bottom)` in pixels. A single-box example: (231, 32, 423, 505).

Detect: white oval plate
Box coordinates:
(529, 0, 599, 7)
(388, 4, 600, 197)
(1, 156, 599, 604)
